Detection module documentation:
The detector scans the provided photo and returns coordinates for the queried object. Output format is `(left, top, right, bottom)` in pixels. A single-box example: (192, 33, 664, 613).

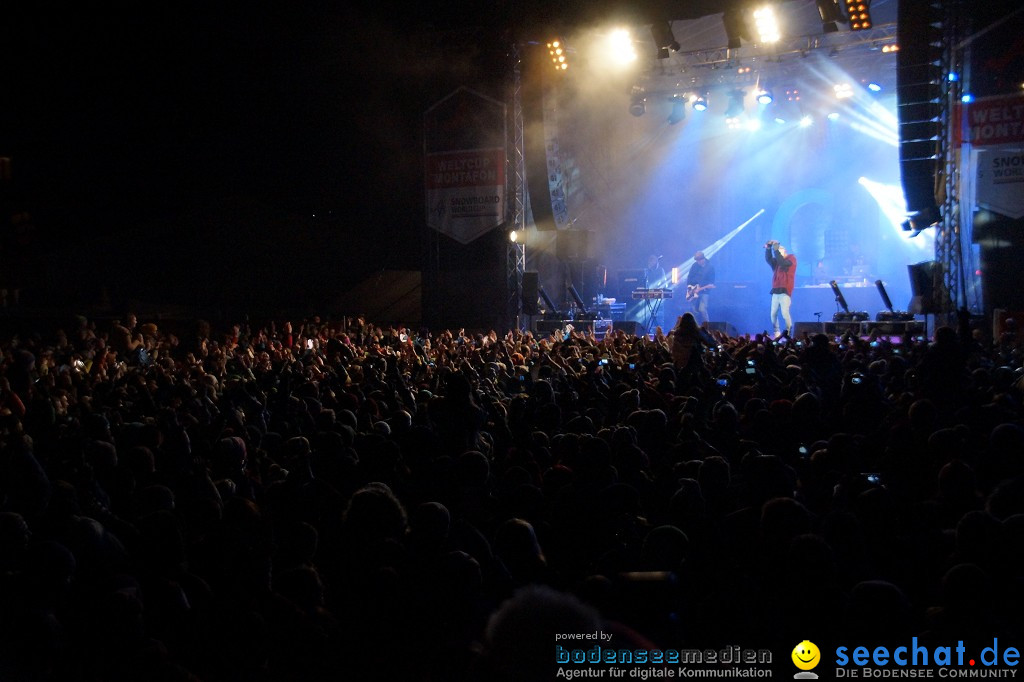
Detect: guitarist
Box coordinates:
(686, 251, 715, 326)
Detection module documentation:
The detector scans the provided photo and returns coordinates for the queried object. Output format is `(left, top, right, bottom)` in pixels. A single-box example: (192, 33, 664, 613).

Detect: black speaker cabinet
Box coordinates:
(707, 321, 737, 337)
(522, 271, 539, 315)
(794, 322, 824, 337)
(908, 261, 941, 314)
(610, 320, 637, 336)
(523, 45, 556, 231)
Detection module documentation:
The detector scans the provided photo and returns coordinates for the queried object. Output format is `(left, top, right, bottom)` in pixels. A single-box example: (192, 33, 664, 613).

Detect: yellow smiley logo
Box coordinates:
(792, 640, 820, 671)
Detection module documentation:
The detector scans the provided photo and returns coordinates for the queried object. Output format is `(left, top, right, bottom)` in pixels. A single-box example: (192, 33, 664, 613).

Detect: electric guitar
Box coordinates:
(685, 283, 712, 301)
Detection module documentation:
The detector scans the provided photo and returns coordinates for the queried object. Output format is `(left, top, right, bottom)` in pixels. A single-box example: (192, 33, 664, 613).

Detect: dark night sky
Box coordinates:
(0, 3, 521, 308)
(2, 5, 501, 224)
(0, 0, 739, 235)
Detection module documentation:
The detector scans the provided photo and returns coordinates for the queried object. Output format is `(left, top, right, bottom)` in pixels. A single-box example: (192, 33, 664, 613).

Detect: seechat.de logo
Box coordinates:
(792, 640, 821, 679)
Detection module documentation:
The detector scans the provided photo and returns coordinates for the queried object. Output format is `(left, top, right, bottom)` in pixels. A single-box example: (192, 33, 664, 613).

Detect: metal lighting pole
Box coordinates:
(507, 42, 527, 331)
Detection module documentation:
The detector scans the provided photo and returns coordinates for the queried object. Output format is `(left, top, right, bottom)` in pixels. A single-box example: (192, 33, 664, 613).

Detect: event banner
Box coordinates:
(954, 94, 1024, 220)
(953, 93, 1024, 147)
(424, 87, 507, 244)
(974, 146, 1024, 219)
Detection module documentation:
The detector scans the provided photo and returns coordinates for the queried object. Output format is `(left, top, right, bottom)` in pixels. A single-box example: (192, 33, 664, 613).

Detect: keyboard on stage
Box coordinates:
(632, 288, 674, 300)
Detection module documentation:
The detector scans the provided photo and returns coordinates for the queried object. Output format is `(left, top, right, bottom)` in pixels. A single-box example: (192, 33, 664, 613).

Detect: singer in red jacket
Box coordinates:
(765, 240, 797, 337)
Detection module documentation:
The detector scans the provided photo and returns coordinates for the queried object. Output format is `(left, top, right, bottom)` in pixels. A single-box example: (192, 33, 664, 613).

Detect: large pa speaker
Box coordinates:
(908, 260, 942, 314)
(522, 271, 539, 315)
(897, 0, 943, 214)
(522, 45, 556, 231)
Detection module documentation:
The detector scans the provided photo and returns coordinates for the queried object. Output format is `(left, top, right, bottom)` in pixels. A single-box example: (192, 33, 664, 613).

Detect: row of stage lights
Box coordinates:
(541, 2, 901, 126)
(633, 77, 887, 123)
(546, 1, 891, 74)
(548, 40, 568, 71)
(656, 0, 876, 57)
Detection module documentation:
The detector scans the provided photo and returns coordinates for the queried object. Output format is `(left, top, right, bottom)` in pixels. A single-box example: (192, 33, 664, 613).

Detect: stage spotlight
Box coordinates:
(509, 230, 519, 243)
(753, 6, 780, 44)
(867, 82, 882, 92)
(815, 0, 846, 33)
(834, 83, 854, 99)
(722, 7, 753, 49)
(547, 40, 569, 71)
(827, 112, 840, 121)
(844, 0, 872, 30)
(881, 44, 899, 53)
(756, 88, 773, 105)
(630, 94, 646, 117)
(693, 95, 708, 112)
(668, 96, 686, 124)
(606, 28, 637, 66)
(725, 89, 745, 118)
(799, 115, 813, 127)
(651, 21, 680, 56)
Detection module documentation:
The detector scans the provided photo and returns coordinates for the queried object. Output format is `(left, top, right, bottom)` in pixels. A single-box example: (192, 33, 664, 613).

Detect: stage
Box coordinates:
(700, 282, 920, 336)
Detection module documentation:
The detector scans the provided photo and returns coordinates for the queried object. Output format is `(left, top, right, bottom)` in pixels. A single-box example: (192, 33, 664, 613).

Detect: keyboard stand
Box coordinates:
(641, 298, 663, 337)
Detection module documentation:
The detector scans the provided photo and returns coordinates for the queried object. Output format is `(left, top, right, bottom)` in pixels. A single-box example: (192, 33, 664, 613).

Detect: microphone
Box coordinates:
(657, 255, 664, 260)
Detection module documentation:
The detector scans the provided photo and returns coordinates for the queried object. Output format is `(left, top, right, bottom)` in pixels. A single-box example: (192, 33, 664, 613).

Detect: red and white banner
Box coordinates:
(423, 87, 506, 244)
(425, 148, 505, 239)
(954, 93, 1024, 147)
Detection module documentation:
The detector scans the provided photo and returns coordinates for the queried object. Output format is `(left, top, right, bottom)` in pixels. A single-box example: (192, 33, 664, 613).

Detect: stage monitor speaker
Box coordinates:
(522, 45, 557, 231)
(706, 321, 737, 337)
(522, 271, 539, 315)
(824, 321, 865, 336)
(862, 320, 925, 336)
(535, 319, 570, 335)
(794, 322, 823, 338)
(614, 320, 640, 336)
(908, 260, 941, 314)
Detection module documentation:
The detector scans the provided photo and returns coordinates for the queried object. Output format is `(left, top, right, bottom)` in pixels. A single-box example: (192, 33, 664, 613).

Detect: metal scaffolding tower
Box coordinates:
(507, 44, 526, 331)
(936, 0, 965, 319)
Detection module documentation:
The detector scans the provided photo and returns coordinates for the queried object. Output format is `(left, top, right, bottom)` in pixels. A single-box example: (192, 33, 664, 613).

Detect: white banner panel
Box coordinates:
(975, 146, 1024, 219)
(425, 148, 505, 243)
(423, 87, 507, 245)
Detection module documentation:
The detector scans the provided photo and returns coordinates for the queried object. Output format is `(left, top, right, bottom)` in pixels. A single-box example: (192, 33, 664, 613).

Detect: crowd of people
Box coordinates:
(1, 311, 1022, 680)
